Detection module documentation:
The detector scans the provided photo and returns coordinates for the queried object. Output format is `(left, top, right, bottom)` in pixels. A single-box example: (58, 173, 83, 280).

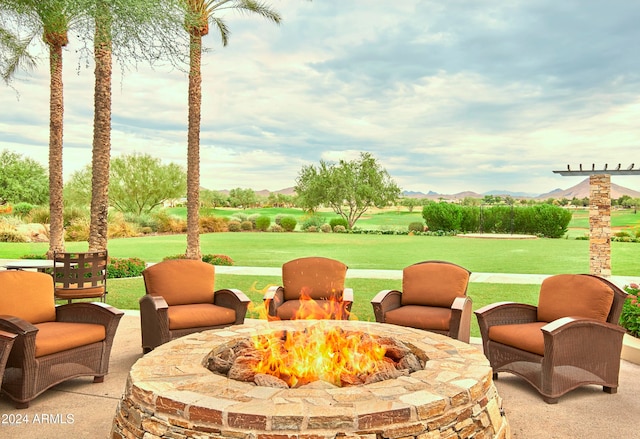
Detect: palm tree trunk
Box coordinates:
(47, 42, 65, 257)
(185, 32, 202, 260)
(88, 2, 112, 252)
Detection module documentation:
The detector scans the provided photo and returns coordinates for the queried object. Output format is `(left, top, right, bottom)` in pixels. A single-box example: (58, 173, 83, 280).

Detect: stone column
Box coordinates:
(589, 174, 611, 277)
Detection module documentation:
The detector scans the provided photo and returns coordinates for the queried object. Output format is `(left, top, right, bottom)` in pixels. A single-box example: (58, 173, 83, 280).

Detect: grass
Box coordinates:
(105, 275, 540, 338)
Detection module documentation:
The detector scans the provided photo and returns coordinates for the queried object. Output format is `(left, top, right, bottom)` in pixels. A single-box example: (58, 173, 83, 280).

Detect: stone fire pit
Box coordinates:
(111, 320, 510, 439)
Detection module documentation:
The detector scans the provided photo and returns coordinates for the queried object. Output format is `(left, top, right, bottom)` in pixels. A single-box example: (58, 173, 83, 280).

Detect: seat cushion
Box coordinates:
(34, 322, 106, 357)
(537, 274, 614, 323)
(0, 271, 56, 324)
(488, 322, 548, 356)
(401, 262, 470, 307)
(55, 286, 105, 300)
(167, 304, 236, 330)
(275, 299, 346, 320)
(383, 305, 452, 331)
(143, 260, 215, 306)
(282, 257, 347, 301)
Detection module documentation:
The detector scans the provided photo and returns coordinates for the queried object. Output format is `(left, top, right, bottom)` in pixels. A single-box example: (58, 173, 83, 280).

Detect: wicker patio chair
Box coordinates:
(53, 251, 108, 303)
(475, 274, 627, 403)
(140, 259, 250, 353)
(263, 257, 353, 320)
(370, 260, 472, 342)
(0, 330, 17, 384)
(0, 270, 123, 408)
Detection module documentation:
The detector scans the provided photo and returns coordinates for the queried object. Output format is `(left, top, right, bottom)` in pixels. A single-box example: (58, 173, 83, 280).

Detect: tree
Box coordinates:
(180, 0, 281, 259)
(295, 152, 401, 229)
(400, 197, 420, 212)
(0, 150, 48, 205)
(0, 23, 37, 84)
(1, 1, 85, 256)
(109, 154, 186, 215)
(228, 187, 258, 208)
(200, 188, 228, 208)
(65, 154, 187, 215)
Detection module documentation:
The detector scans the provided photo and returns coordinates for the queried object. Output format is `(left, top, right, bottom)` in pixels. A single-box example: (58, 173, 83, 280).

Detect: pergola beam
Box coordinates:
(553, 163, 639, 176)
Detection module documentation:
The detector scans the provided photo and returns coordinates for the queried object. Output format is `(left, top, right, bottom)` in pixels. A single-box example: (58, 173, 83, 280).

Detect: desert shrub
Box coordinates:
(320, 223, 332, 233)
(329, 217, 348, 230)
(200, 215, 228, 233)
(620, 284, 640, 337)
(408, 222, 424, 233)
(202, 254, 234, 266)
(64, 205, 89, 227)
(301, 215, 326, 231)
(307, 225, 318, 232)
(240, 220, 253, 231)
(274, 214, 285, 225)
(255, 215, 271, 231)
(26, 206, 50, 224)
(227, 220, 241, 232)
(65, 217, 90, 241)
(279, 215, 297, 232)
(248, 214, 260, 229)
(108, 213, 140, 238)
(269, 224, 284, 232)
(12, 202, 34, 218)
(0, 230, 26, 243)
(153, 210, 186, 233)
(230, 213, 249, 223)
(333, 225, 346, 233)
(107, 257, 146, 278)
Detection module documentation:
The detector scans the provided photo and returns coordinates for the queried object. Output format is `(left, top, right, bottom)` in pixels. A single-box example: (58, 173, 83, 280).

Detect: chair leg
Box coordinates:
(603, 386, 617, 394)
(15, 401, 29, 409)
(93, 375, 105, 383)
(493, 372, 498, 380)
(542, 395, 558, 404)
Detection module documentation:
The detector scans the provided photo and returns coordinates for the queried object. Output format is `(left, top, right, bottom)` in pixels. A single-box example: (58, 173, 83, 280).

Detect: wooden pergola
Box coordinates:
(553, 163, 640, 276)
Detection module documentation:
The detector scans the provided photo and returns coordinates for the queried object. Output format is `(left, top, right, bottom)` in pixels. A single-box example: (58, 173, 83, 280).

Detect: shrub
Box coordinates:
(65, 217, 90, 242)
(12, 202, 34, 218)
(108, 213, 140, 238)
(329, 217, 348, 230)
(621, 283, 640, 337)
(307, 225, 318, 232)
(240, 220, 253, 231)
(279, 215, 297, 232)
(301, 215, 326, 231)
(230, 213, 249, 223)
(248, 214, 260, 229)
(333, 225, 346, 233)
(202, 254, 234, 266)
(228, 220, 241, 232)
(153, 210, 186, 233)
(422, 202, 462, 232)
(255, 215, 271, 231)
(26, 206, 50, 224)
(320, 223, 332, 233)
(269, 224, 284, 232)
(107, 257, 146, 279)
(274, 214, 285, 225)
(64, 205, 89, 227)
(200, 215, 228, 233)
(408, 222, 424, 233)
(0, 230, 26, 243)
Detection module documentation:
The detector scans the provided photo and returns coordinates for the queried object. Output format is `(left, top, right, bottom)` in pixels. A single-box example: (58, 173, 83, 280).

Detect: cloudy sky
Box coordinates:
(2, 0, 640, 196)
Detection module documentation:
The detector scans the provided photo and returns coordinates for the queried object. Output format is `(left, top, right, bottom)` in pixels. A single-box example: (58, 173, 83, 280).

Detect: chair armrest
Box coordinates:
(214, 288, 251, 324)
(343, 287, 354, 303)
(264, 286, 284, 319)
(139, 294, 170, 352)
(0, 315, 38, 336)
(370, 290, 402, 323)
(0, 315, 38, 364)
(475, 302, 538, 352)
(449, 296, 473, 343)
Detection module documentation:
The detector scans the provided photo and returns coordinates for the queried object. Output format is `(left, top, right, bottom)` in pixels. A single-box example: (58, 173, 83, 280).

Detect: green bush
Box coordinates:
(422, 202, 462, 232)
(64, 206, 89, 228)
(240, 220, 253, 231)
(12, 202, 35, 218)
(107, 257, 146, 279)
(279, 216, 297, 232)
(301, 214, 326, 231)
(329, 217, 348, 230)
(620, 284, 640, 337)
(408, 222, 424, 233)
(227, 220, 241, 232)
(255, 215, 271, 231)
(202, 254, 234, 266)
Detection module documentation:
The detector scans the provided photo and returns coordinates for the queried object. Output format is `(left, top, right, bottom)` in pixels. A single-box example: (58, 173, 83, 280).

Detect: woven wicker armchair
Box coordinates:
(371, 260, 472, 342)
(475, 274, 627, 404)
(0, 270, 123, 408)
(263, 257, 353, 320)
(0, 330, 17, 384)
(140, 259, 250, 353)
(53, 251, 108, 303)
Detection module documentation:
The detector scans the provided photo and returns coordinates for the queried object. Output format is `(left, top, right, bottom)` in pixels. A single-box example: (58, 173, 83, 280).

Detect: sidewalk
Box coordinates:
(0, 312, 638, 439)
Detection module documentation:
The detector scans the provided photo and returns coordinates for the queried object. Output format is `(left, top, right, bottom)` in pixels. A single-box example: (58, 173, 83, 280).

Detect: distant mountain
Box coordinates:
(537, 178, 640, 200)
(484, 190, 538, 197)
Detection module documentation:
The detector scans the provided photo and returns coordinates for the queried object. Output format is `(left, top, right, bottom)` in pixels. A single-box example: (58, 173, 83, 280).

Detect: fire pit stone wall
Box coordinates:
(112, 320, 510, 439)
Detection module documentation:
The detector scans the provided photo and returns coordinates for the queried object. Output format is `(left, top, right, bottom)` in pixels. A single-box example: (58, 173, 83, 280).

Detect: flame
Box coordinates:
(252, 292, 387, 387)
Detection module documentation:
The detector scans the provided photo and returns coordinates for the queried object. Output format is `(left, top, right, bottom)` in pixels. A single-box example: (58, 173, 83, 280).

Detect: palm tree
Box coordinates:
(1, 1, 81, 257)
(181, 0, 281, 259)
(0, 25, 37, 84)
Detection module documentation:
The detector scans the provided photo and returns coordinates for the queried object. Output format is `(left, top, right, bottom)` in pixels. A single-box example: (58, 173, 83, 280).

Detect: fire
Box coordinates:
(252, 292, 388, 387)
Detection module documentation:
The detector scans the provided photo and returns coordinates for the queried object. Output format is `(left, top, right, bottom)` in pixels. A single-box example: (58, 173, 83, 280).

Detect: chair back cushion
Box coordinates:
(142, 259, 215, 306)
(282, 257, 347, 301)
(0, 271, 56, 324)
(401, 261, 470, 307)
(537, 274, 614, 323)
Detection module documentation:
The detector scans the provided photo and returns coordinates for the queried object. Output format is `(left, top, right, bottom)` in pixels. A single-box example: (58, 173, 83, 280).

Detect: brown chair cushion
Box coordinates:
(384, 305, 452, 331)
(488, 322, 547, 356)
(167, 304, 236, 330)
(34, 322, 106, 357)
(143, 260, 215, 306)
(55, 286, 105, 300)
(0, 271, 56, 324)
(275, 299, 345, 320)
(537, 274, 614, 323)
(282, 257, 347, 301)
(401, 262, 470, 307)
